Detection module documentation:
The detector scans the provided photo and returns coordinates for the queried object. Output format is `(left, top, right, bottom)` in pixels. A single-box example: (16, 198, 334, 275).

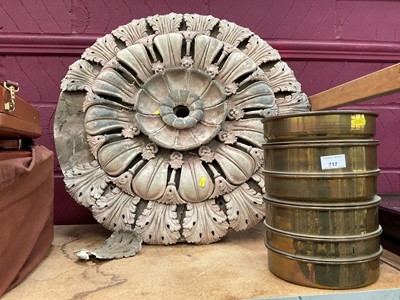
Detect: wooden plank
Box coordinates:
(381, 249, 400, 271)
(309, 63, 400, 111)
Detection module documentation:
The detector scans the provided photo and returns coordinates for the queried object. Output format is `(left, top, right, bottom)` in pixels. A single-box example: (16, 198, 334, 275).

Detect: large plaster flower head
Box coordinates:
(56, 13, 309, 245)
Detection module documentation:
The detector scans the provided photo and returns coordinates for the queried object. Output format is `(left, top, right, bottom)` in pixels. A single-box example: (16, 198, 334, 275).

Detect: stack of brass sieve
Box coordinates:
(262, 110, 382, 289)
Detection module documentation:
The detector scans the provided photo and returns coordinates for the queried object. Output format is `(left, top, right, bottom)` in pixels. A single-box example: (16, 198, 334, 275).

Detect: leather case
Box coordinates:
(0, 139, 23, 150)
(0, 150, 32, 161)
(0, 138, 33, 150)
(0, 81, 41, 138)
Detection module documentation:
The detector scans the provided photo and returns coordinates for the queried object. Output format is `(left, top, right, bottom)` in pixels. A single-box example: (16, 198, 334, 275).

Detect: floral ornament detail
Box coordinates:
(152, 62, 165, 73)
(218, 131, 237, 144)
(122, 125, 140, 138)
(181, 56, 194, 68)
(142, 143, 158, 160)
(169, 151, 184, 169)
(228, 107, 245, 120)
(135, 68, 227, 150)
(198, 146, 215, 163)
(55, 13, 310, 246)
(261, 108, 278, 118)
(224, 82, 239, 95)
(205, 64, 219, 79)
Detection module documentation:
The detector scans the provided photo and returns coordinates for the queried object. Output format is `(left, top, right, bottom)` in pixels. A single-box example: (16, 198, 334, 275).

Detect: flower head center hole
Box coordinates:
(173, 105, 190, 118)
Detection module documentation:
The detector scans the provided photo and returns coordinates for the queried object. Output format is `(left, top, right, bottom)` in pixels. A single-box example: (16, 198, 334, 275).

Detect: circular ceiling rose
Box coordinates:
(54, 13, 310, 245)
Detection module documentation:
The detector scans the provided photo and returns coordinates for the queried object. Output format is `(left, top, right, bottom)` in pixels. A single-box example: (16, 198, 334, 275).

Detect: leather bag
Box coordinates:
(0, 81, 41, 138)
(0, 145, 54, 296)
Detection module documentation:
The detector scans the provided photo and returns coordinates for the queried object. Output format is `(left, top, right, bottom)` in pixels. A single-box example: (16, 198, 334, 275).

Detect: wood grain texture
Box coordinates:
(309, 63, 400, 110)
(0, 0, 399, 224)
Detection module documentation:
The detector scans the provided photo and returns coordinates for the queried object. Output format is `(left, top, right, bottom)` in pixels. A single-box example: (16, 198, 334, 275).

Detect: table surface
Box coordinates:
(2, 223, 400, 300)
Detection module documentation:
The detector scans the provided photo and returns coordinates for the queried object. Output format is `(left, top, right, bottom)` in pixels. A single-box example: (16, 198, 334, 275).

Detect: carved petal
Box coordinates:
(184, 14, 219, 35)
(135, 201, 181, 244)
(173, 128, 202, 150)
(192, 120, 220, 137)
(251, 167, 266, 194)
(132, 157, 169, 200)
(64, 161, 109, 207)
(111, 171, 135, 196)
(249, 147, 264, 170)
(92, 187, 140, 231)
(228, 81, 275, 110)
(82, 34, 119, 66)
(210, 175, 236, 198)
(183, 200, 229, 244)
(135, 114, 166, 135)
(112, 18, 148, 46)
(193, 35, 224, 70)
(222, 118, 264, 148)
(162, 68, 189, 91)
(223, 183, 264, 231)
(147, 13, 183, 34)
(158, 184, 187, 204)
(136, 89, 162, 115)
(217, 20, 252, 47)
(162, 68, 217, 100)
(141, 72, 170, 103)
(97, 139, 144, 176)
(214, 144, 256, 185)
(276, 92, 310, 114)
(187, 69, 214, 98)
(215, 50, 257, 85)
(85, 105, 135, 135)
(201, 102, 227, 125)
(154, 33, 183, 68)
(243, 36, 280, 65)
(267, 61, 301, 93)
(201, 81, 226, 108)
(117, 44, 153, 83)
(146, 125, 177, 149)
(91, 67, 138, 105)
(178, 157, 213, 203)
(61, 60, 100, 92)
(83, 91, 133, 112)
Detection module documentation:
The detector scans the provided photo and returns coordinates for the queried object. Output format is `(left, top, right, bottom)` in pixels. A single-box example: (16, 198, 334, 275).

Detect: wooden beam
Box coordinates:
(309, 63, 400, 111)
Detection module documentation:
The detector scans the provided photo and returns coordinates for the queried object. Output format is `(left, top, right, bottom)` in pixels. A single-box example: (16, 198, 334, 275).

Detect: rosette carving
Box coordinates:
(55, 13, 310, 245)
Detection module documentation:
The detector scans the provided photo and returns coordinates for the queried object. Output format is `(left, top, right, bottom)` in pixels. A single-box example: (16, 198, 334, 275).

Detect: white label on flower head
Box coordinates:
(320, 154, 346, 170)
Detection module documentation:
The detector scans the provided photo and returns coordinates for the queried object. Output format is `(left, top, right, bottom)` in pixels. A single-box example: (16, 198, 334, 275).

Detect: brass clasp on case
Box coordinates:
(3, 81, 20, 112)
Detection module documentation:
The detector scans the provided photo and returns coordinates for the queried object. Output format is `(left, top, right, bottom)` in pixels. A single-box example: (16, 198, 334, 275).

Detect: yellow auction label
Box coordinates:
(351, 114, 366, 128)
(199, 177, 206, 188)
(154, 110, 160, 115)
